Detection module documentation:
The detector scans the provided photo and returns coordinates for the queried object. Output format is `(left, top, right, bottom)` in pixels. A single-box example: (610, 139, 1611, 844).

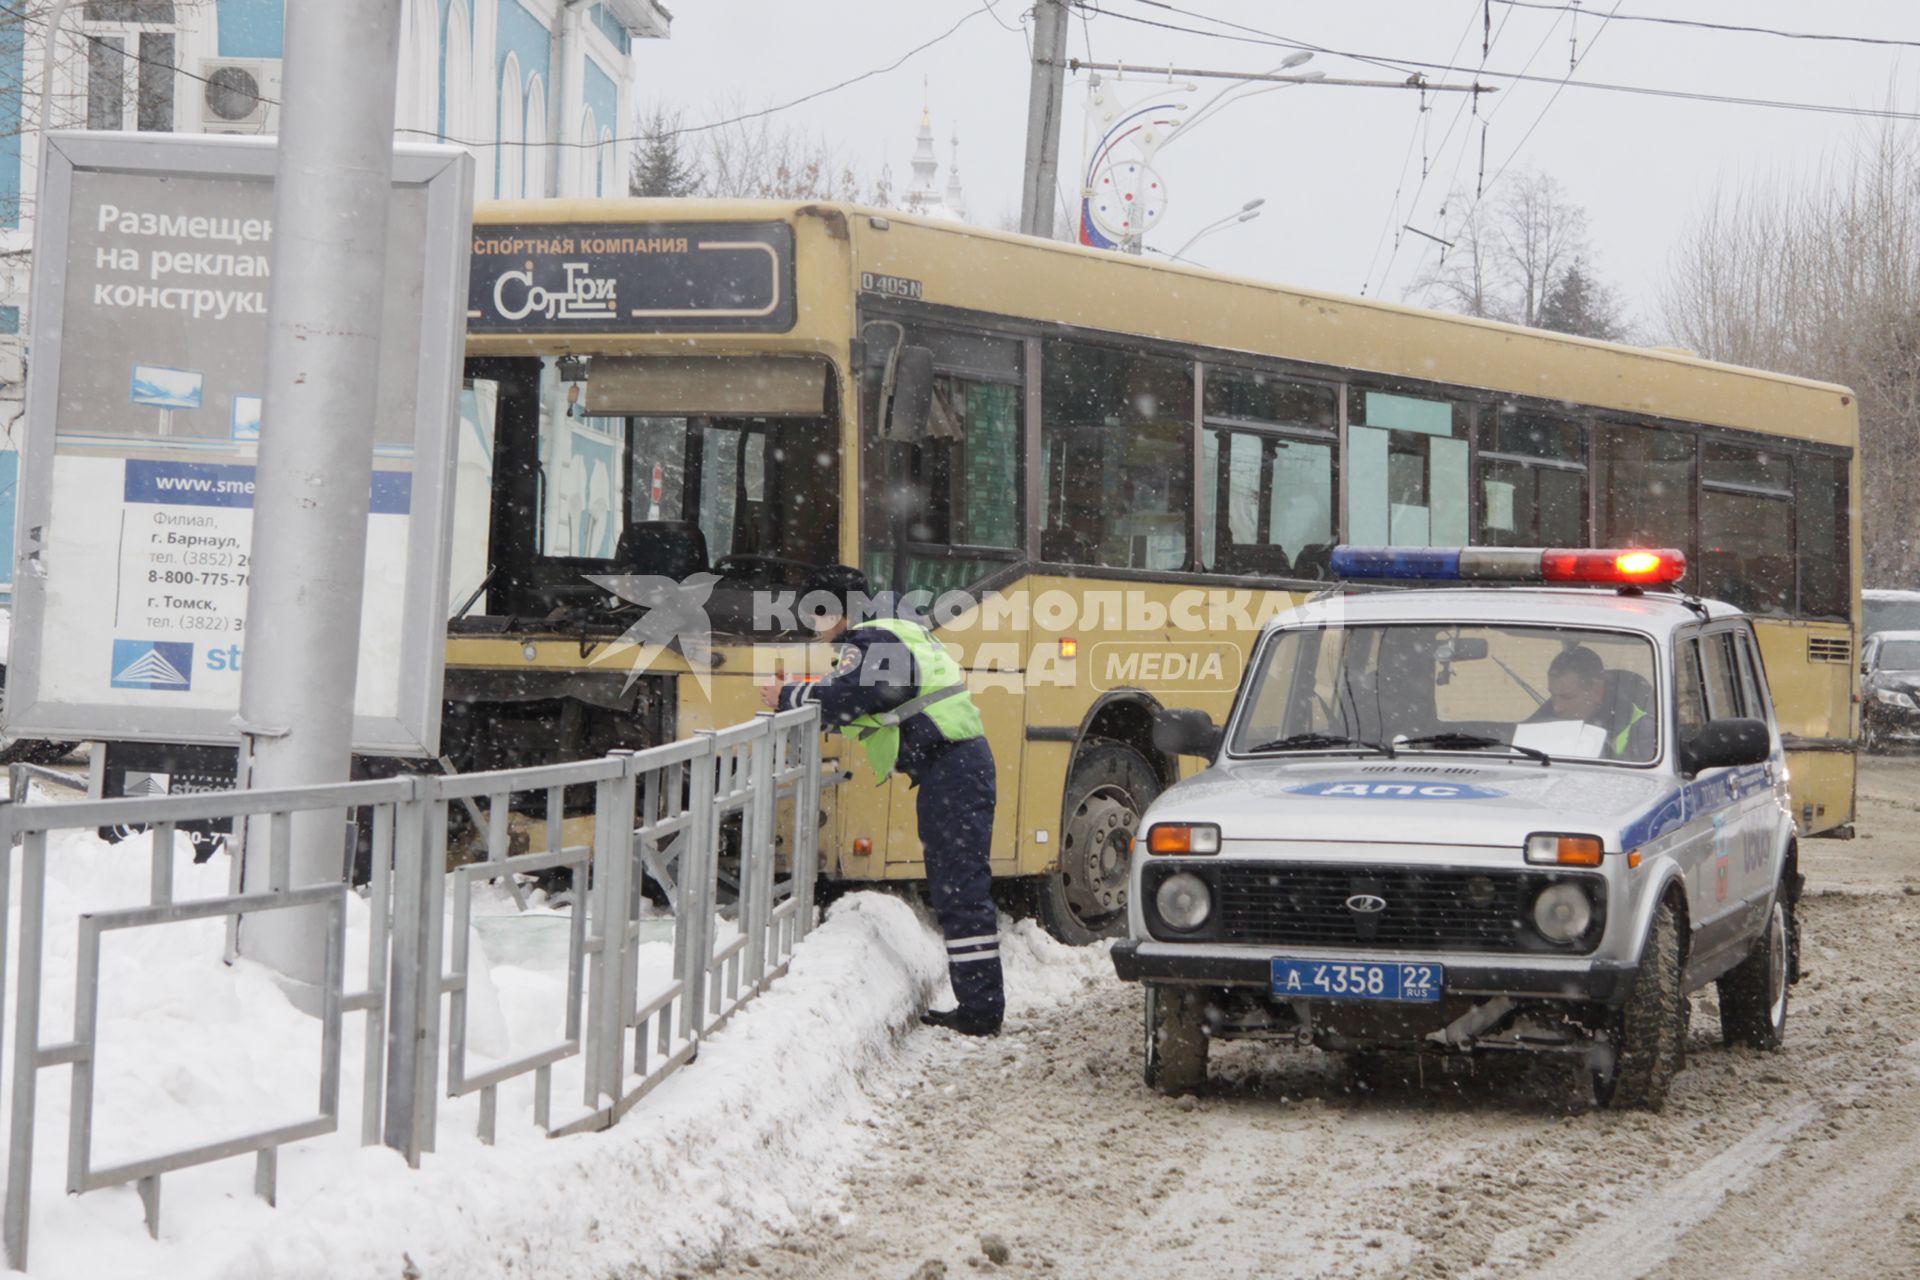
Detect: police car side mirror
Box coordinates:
(1154, 707, 1222, 760)
(1680, 717, 1770, 776)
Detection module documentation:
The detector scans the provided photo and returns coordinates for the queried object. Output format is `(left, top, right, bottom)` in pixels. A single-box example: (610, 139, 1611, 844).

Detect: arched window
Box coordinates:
(577, 109, 597, 197)
(497, 55, 522, 199)
(469, 0, 497, 198)
(443, 0, 472, 145)
(397, 0, 438, 136)
(524, 74, 548, 199)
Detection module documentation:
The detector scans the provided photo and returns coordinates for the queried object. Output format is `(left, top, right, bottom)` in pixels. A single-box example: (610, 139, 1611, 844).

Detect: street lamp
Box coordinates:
(1176, 55, 1325, 142)
(1167, 199, 1264, 261)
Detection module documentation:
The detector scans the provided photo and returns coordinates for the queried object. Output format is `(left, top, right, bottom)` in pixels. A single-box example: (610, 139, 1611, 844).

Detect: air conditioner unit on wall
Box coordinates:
(198, 59, 281, 134)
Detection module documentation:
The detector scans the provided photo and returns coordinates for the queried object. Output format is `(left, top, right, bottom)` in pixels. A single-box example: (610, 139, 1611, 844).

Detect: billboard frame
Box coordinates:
(3, 131, 471, 755)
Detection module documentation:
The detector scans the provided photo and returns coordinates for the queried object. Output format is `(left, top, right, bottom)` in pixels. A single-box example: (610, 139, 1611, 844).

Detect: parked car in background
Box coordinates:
(1863, 588, 1920, 642)
(1860, 630, 1920, 753)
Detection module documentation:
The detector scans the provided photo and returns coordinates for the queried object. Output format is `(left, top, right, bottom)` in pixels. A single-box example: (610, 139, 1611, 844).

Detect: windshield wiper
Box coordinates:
(1396, 732, 1551, 766)
(1243, 732, 1396, 758)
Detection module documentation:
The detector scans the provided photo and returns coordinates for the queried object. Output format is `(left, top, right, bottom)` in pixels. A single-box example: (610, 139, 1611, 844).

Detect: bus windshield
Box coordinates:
(1232, 623, 1661, 764)
(455, 355, 841, 624)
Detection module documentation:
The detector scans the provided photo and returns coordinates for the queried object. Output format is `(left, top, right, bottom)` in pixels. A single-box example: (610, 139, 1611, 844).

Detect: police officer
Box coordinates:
(1529, 645, 1652, 759)
(760, 565, 1005, 1036)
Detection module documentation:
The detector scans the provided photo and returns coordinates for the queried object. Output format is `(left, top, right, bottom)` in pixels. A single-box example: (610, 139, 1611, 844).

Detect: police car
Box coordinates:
(1114, 547, 1799, 1110)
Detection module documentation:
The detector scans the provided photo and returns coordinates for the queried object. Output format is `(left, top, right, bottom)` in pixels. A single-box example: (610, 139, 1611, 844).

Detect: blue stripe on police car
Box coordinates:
(1287, 780, 1506, 800)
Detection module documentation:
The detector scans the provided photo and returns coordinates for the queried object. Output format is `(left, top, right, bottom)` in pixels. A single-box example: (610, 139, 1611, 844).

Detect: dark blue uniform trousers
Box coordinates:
(914, 736, 1004, 1019)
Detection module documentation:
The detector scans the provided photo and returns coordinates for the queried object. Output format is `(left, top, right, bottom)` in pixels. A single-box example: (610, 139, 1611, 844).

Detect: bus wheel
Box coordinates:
(1039, 740, 1160, 946)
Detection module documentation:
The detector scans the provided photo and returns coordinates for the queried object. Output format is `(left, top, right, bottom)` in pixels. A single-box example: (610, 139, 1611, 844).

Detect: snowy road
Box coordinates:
(706, 779, 1920, 1280)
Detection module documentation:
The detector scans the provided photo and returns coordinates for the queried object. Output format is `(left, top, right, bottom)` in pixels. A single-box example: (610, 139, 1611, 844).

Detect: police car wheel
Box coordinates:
(1594, 901, 1687, 1111)
(1041, 741, 1160, 945)
(1143, 984, 1208, 1095)
(1718, 894, 1791, 1051)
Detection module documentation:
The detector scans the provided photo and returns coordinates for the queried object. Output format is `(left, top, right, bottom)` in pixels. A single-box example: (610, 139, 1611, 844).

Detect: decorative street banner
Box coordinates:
(465, 221, 795, 334)
(3, 134, 473, 753)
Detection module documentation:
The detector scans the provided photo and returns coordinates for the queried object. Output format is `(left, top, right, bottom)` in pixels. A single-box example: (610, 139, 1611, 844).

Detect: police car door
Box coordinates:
(1729, 623, 1788, 924)
(1689, 627, 1765, 968)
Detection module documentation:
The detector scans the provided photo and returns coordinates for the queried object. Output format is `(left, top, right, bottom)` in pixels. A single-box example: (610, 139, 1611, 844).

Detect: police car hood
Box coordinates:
(1155, 757, 1676, 851)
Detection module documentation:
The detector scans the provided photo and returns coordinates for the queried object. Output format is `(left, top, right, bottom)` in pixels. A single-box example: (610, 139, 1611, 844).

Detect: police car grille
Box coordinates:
(1213, 865, 1543, 952)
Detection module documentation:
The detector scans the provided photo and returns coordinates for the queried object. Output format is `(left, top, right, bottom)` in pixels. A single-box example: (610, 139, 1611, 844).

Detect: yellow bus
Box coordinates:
(449, 199, 1859, 944)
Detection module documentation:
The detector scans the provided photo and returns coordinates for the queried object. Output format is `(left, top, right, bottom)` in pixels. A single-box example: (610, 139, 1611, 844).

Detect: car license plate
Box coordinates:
(1269, 958, 1444, 1003)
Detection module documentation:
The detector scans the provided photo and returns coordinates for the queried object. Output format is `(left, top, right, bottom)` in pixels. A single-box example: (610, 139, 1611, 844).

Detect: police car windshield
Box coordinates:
(1231, 623, 1660, 765)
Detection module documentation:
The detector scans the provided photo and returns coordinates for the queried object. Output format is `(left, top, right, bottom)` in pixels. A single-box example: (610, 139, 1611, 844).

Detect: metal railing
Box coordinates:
(0, 707, 834, 1269)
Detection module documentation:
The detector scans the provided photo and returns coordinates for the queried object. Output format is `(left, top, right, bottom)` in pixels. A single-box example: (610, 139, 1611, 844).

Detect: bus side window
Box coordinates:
(1796, 452, 1850, 622)
(1700, 443, 1795, 615)
(898, 376, 1022, 595)
(1346, 389, 1468, 548)
(1596, 424, 1696, 590)
(1040, 340, 1193, 572)
(1199, 371, 1336, 577)
(1476, 407, 1586, 547)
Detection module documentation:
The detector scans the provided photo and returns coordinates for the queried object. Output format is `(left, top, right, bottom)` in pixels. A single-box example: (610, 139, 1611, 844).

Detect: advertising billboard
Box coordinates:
(3, 133, 472, 754)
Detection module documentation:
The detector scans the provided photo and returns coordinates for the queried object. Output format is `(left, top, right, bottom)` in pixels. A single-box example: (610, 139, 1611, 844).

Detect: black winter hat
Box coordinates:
(798, 564, 870, 625)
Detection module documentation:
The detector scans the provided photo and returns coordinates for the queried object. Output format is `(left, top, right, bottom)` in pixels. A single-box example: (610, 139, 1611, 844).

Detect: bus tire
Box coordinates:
(1143, 983, 1208, 1095)
(1039, 739, 1160, 946)
(1718, 893, 1791, 1050)
(1594, 901, 1687, 1111)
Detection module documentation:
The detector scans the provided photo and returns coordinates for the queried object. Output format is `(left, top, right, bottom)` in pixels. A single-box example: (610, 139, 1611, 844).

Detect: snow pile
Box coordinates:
(997, 915, 1114, 1014)
(6, 826, 981, 1280)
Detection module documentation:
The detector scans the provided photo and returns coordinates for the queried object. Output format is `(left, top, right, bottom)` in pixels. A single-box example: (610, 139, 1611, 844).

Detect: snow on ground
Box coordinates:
(0, 826, 1106, 1280)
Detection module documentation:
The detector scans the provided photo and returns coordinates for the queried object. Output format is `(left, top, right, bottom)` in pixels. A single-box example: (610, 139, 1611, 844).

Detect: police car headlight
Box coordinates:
(1147, 823, 1221, 855)
(1155, 872, 1212, 931)
(1531, 883, 1594, 944)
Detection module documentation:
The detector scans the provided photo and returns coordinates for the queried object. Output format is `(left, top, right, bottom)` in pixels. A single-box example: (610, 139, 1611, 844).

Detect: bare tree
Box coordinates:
(1661, 122, 1920, 585)
(636, 100, 894, 205)
(1408, 169, 1626, 339)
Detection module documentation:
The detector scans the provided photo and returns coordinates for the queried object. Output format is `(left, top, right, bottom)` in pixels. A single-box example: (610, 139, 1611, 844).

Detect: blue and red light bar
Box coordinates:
(1330, 546, 1688, 586)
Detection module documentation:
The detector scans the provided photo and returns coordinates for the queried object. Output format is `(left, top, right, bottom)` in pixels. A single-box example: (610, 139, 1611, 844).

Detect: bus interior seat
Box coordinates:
(1292, 544, 1334, 580)
(1220, 542, 1292, 578)
(1748, 554, 1794, 613)
(614, 520, 709, 580)
(1040, 524, 1098, 564)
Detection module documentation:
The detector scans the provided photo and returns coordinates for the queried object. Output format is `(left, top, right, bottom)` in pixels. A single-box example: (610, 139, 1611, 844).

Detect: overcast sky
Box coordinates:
(639, 1, 1920, 341)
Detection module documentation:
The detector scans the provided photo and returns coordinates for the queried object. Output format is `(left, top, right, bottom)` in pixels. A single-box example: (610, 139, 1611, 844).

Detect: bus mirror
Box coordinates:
(885, 345, 936, 442)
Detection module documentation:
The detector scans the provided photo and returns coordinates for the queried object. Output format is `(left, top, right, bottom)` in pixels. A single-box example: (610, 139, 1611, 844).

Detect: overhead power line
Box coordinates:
(1066, 61, 1493, 94)
(1365, 0, 1523, 297)
(1490, 1, 1920, 52)
(1084, 3, 1920, 127)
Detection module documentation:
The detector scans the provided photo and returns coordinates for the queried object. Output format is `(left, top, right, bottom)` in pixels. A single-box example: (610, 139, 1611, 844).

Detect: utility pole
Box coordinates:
(1019, 0, 1070, 238)
(236, 0, 405, 998)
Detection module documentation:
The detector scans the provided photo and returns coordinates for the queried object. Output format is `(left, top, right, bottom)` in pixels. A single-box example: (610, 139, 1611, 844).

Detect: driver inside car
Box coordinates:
(1525, 645, 1652, 760)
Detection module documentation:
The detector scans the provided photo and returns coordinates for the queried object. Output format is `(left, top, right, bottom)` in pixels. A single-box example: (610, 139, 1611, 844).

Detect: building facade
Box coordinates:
(0, 0, 671, 597)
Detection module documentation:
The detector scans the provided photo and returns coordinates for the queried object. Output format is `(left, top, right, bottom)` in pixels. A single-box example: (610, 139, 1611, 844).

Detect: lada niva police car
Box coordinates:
(1113, 547, 1800, 1110)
